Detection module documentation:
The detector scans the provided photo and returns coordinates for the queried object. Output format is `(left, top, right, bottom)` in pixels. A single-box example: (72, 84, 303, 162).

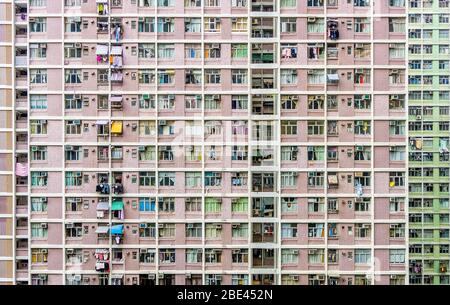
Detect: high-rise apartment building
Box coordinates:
(407, 0, 450, 285)
(0, 0, 414, 285)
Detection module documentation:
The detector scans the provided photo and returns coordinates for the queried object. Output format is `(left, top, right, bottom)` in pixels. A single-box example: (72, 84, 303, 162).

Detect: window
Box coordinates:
(281, 249, 299, 264)
(138, 43, 155, 58)
(232, 224, 248, 239)
(281, 224, 298, 238)
(231, 198, 248, 213)
(157, 43, 174, 59)
(308, 198, 325, 213)
(307, 18, 324, 33)
(389, 43, 405, 59)
(281, 172, 298, 188)
(308, 121, 324, 135)
(281, 18, 297, 33)
(139, 198, 156, 212)
(159, 249, 175, 263)
(204, 17, 221, 33)
(232, 18, 247, 33)
(185, 172, 202, 188)
(185, 198, 202, 212)
(31, 249, 48, 264)
(159, 224, 175, 238)
(31, 172, 48, 187)
(281, 121, 297, 135)
(31, 223, 48, 238)
(205, 198, 222, 213)
(139, 249, 156, 263)
(66, 120, 82, 135)
(281, 198, 297, 213)
(281, 69, 298, 85)
(186, 249, 202, 263)
(232, 44, 248, 58)
(139, 172, 156, 186)
(390, 120, 405, 135)
(186, 223, 202, 238)
(138, 17, 155, 33)
(205, 69, 221, 84)
(65, 223, 83, 238)
(31, 197, 47, 213)
(390, 172, 405, 187)
(30, 69, 47, 84)
(65, 17, 81, 32)
(389, 17, 405, 33)
(30, 95, 47, 110)
(31, 146, 47, 161)
(354, 120, 371, 135)
(354, 18, 370, 33)
(139, 121, 156, 136)
(30, 17, 46, 32)
(355, 249, 371, 264)
(30, 43, 47, 59)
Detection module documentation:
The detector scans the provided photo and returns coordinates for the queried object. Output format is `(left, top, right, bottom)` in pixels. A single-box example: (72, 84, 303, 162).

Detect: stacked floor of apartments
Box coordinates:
(407, 0, 450, 285)
(0, 0, 414, 285)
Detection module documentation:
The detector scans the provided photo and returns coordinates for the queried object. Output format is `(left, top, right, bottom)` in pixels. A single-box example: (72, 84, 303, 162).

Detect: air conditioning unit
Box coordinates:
(186, 273, 191, 279)
(75, 198, 82, 203)
(75, 43, 82, 48)
(158, 224, 164, 228)
(318, 275, 325, 281)
(65, 145, 73, 151)
(29, 18, 36, 22)
(31, 146, 38, 152)
(390, 69, 399, 74)
(41, 249, 48, 254)
(356, 146, 363, 151)
(41, 120, 48, 124)
(308, 249, 316, 255)
(73, 120, 81, 125)
(40, 223, 48, 229)
(391, 95, 400, 100)
(291, 275, 299, 281)
(355, 69, 365, 73)
(39, 274, 48, 280)
(232, 249, 240, 254)
(138, 146, 146, 152)
(148, 274, 156, 280)
(416, 115, 422, 120)
(164, 18, 171, 23)
(292, 249, 299, 255)
(158, 274, 164, 279)
(187, 223, 194, 229)
(212, 95, 220, 101)
(212, 44, 220, 49)
(141, 249, 148, 253)
(216, 224, 222, 229)
(231, 17, 237, 22)
(66, 223, 74, 229)
(66, 249, 74, 254)
(73, 275, 82, 281)
(232, 224, 239, 229)
(355, 43, 365, 49)
(159, 120, 167, 126)
(307, 70, 315, 74)
(308, 17, 316, 22)
(42, 172, 48, 177)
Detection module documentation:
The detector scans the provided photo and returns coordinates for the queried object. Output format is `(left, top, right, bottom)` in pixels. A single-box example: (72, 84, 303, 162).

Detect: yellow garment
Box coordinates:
(415, 139, 422, 150)
(389, 181, 395, 187)
(111, 121, 123, 134)
(109, 55, 113, 65)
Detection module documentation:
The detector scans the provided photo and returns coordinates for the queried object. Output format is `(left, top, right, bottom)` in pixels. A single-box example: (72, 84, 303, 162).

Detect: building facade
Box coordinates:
(1, 0, 29, 285)
(0, 0, 420, 285)
(407, 0, 450, 285)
